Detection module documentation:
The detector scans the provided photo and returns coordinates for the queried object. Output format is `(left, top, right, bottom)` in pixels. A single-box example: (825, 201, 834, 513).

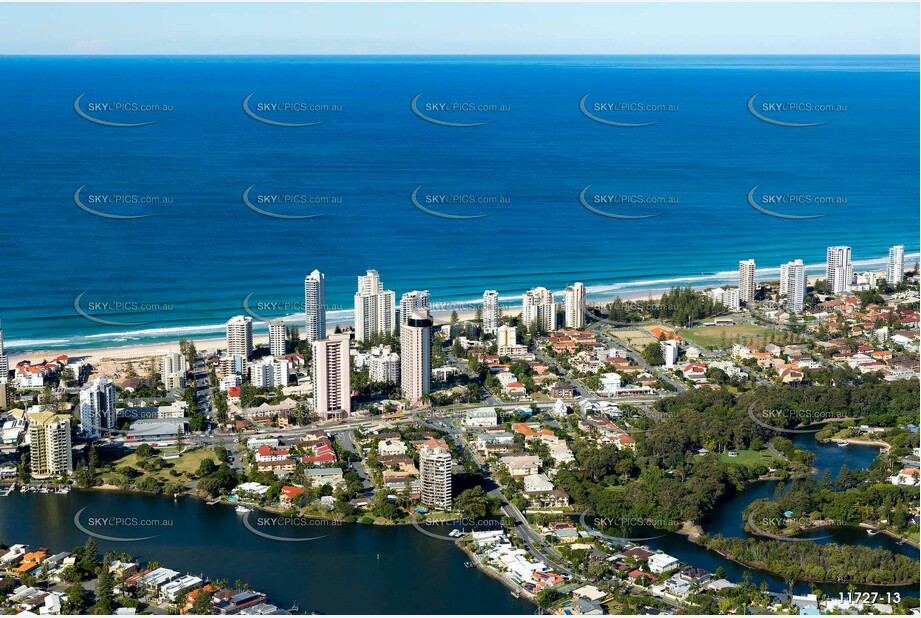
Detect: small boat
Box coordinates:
(867, 529, 879, 536)
(449, 529, 462, 537)
(835, 440, 848, 447)
(235, 505, 252, 514)
(510, 590, 521, 599)
(56, 487, 71, 494)
(464, 561, 474, 568)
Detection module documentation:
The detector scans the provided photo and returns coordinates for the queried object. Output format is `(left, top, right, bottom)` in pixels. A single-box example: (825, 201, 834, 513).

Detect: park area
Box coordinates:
(677, 323, 780, 349)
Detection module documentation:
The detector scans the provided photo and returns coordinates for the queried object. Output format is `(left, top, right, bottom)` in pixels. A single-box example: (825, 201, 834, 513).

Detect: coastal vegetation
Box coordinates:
(695, 534, 919, 585)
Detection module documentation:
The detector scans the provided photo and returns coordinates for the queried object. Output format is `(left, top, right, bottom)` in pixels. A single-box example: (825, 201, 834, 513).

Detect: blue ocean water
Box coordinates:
(0, 55, 917, 351)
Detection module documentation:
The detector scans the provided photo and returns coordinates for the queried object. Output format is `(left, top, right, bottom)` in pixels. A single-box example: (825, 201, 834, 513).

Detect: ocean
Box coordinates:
(0, 55, 917, 351)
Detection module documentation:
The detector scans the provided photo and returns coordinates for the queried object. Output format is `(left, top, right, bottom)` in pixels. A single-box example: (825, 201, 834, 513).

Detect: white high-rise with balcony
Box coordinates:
(79, 377, 117, 438)
(482, 290, 500, 334)
(420, 446, 453, 510)
(28, 411, 73, 477)
(268, 318, 286, 357)
(887, 245, 905, 285)
(522, 287, 557, 333)
(354, 270, 396, 342)
(304, 270, 327, 343)
(312, 333, 351, 421)
(250, 356, 290, 388)
(563, 282, 586, 328)
(496, 324, 517, 347)
(782, 259, 806, 313)
(224, 315, 254, 375)
(399, 290, 430, 326)
(826, 246, 853, 295)
(400, 309, 433, 406)
(161, 352, 187, 390)
(738, 259, 756, 305)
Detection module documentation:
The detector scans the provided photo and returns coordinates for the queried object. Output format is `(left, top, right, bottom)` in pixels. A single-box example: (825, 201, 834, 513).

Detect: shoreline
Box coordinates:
(4, 264, 891, 365)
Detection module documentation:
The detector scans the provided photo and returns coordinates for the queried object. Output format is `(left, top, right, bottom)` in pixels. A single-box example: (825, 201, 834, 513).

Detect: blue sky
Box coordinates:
(0, 3, 917, 55)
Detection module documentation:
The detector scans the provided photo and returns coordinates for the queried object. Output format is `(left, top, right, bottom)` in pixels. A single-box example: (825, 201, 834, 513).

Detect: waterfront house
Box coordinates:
(279, 485, 306, 509)
(648, 552, 681, 574)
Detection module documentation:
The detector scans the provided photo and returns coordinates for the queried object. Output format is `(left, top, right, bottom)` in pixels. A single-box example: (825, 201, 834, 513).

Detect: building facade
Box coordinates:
(268, 318, 286, 357)
(887, 244, 905, 285)
(738, 259, 756, 305)
(79, 377, 117, 438)
(522, 287, 557, 333)
(400, 309, 433, 406)
(826, 246, 853, 295)
(782, 259, 806, 313)
(161, 352, 187, 390)
(311, 333, 351, 421)
(304, 269, 327, 343)
(420, 445, 452, 510)
(29, 411, 73, 477)
(563, 282, 586, 328)
(482, 290, 500, 334)
(224, 315, 254, 375)
(399, 290, 430, 326)
(354, 270, 396, 342)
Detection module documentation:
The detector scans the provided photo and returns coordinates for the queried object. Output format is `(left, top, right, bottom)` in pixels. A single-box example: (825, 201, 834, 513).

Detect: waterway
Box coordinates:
(1, 434, 917, 610)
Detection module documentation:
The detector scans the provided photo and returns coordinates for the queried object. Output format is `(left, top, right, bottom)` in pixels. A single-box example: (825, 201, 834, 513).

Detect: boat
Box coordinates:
(867, 529, 879, 536)
(235, 505, 252, 514)
(55, 486, 71, 494)
(510, 590, 521, 599)
(835, 440, 849, 446)
(449, 529, 462, 537)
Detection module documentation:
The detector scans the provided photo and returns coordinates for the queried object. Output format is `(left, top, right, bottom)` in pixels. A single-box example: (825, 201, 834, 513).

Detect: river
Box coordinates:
(1, 434, 917, 610)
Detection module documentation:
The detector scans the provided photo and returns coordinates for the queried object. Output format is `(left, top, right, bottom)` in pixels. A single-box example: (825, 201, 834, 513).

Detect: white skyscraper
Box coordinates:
(522, 287, 557, 333)
(482, 290, 500, 334)
(0, 320, 8, 380)
(738, 259, 756, 305)
(563, 282, 586, 328)
(312, 333, 351, 421)
(400, 309, 433, 406)
(304, 270, 326, 343)
(707, 287, 740, 312)
(354, 270, 396, 342)
(250, 356, 290, 388)
(399, 290, 430, 326)
(887, 245, 905, 285)
(369, 347, 400, 384)
(224, 315, 254, 375)
(268, 318, 287, 357)
(826, 246, 853, 295)
(782, 259, 807, 313)
(420, 445, 453, 510)
(79, 377, 117, 438)
(161, 352, 188, 390)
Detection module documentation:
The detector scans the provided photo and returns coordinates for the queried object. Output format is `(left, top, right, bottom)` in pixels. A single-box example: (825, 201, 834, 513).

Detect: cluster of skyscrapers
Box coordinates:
(730, 244, 906, 314)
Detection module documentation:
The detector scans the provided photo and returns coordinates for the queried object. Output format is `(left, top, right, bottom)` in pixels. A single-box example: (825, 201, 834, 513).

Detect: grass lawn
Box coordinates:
(109, 446, 224, 481)
(678, 323, 780, 349)
(719, 448, 780, 468)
